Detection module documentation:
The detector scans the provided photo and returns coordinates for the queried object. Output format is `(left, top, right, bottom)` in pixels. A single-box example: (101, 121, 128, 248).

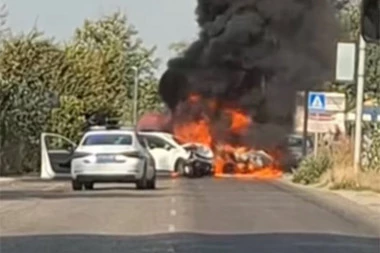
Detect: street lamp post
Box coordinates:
(131, 66, 139, 125)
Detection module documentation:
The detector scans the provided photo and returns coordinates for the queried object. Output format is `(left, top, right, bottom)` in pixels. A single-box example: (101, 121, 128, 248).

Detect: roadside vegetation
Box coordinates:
(292, 5, 380, 192)
(293, 135, 380, 192)
(0, 5, 162, 175)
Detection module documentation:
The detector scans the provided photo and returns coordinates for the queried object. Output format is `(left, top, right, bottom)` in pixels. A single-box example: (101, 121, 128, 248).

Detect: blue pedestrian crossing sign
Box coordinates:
(308, 92, 326, 111)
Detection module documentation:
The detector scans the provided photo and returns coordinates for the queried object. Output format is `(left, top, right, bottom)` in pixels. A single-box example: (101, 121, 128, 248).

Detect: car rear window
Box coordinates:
(82, 134, 133, 145)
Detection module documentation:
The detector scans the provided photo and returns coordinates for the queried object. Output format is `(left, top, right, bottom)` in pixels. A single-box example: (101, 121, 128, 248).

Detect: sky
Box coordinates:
(2, 0, 199, 76)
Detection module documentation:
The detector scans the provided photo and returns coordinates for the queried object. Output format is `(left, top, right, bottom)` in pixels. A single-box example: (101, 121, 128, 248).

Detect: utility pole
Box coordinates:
(353, 35, 366, 174)
(131, 66, 139, 125)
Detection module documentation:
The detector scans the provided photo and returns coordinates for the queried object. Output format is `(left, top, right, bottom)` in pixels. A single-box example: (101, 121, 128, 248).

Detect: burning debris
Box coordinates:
(217, 146, 274, 172)
(158, 0, 337, 178)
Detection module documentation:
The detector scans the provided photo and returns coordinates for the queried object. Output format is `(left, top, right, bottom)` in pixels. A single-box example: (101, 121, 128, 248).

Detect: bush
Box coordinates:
(292, 134, 380, 192)
(292, 151, 332, 185)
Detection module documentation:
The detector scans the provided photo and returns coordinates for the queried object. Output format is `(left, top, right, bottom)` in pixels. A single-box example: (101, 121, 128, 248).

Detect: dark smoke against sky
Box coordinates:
(158, 0, 338, 166)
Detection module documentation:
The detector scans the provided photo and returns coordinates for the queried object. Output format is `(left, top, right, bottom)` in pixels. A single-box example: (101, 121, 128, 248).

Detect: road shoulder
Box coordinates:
(0, 177, 17, 186)
(275, 178, 380, 234)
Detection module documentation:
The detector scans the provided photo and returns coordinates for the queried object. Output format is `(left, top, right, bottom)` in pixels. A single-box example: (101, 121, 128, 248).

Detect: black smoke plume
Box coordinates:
(159, 0, 338, 168)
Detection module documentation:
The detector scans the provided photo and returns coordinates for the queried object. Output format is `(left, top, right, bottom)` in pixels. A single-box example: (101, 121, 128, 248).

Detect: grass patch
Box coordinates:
(292, 136, 380, 192)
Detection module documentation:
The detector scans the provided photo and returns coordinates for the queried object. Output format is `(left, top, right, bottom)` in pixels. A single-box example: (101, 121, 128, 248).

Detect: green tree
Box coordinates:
(327, 6, 380, 109)
(0, 32, 63, 173)
(64, 12, 161, 123)
(329, 6, 380, 172)
(0, 11, 162, 174)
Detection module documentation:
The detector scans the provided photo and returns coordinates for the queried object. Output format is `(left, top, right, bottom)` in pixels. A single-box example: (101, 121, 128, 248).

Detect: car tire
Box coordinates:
(136, 161, 148, 190)
(147, 173, 156, 190)
(174, 158, 186, 176)
(184, 164, 195, 178)
(72, 180, 82, 191)
(84, 182, 94, 190)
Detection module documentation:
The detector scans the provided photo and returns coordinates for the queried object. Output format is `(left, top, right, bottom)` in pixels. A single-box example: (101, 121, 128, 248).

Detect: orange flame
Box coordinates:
(173, 94, 283, 180)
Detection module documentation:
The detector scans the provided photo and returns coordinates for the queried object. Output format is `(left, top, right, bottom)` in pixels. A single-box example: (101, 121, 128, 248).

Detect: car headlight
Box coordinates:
(83, 155, 96, 164)
(114, 155, 126, 162)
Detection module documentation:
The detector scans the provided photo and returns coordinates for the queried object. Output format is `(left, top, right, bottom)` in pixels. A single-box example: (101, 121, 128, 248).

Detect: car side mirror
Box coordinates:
(67, 145, 76, 153)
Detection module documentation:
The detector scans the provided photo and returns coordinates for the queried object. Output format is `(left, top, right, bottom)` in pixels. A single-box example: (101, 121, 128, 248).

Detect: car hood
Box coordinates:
(181, 143, 214, 159)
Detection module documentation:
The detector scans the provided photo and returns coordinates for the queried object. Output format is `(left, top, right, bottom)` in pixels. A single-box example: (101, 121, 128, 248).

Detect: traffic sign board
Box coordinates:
(308, 92, 326, 111)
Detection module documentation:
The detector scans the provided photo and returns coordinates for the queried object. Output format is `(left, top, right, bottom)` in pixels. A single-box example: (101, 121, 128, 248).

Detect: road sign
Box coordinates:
(335, 42, 356, 83)
(308, 92, 326, 111)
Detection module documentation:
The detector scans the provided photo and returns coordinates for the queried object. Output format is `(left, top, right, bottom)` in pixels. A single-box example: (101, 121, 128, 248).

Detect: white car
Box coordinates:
(40, 126, 156, 190)
(137, 131, 191, 174)
(137, 131, 214, 176)
(40, 129, 214, 182)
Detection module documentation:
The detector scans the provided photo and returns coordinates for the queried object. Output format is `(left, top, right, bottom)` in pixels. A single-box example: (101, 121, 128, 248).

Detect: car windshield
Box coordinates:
(288, 135, 312, 148)
(82, 134, 133, 145)
(288, 136, 303, 147)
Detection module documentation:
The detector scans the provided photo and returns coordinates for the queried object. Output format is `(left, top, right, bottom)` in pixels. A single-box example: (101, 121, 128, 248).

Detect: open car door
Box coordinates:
(40, 133, 77, 179)
(142, 135, 176, 172)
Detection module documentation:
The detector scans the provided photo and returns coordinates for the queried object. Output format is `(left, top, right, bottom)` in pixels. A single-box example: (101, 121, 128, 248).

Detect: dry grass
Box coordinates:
(319, 137, 380, 192)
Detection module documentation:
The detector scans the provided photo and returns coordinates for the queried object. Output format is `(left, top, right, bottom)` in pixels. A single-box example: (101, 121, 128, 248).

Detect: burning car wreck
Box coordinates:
(182, 143, 214, 177)
(216, 146, 275, 175)
(155, 0, 336, 179)
(137, 112, 215, 178)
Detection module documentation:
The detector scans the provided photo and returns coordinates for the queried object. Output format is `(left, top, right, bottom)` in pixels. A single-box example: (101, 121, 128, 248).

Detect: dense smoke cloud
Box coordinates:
(159, 0, 338, 166)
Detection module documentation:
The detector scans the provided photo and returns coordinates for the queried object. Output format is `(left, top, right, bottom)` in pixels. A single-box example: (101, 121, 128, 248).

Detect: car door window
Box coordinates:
(45, 134, 76, 152)
(144, 135, 174, 150)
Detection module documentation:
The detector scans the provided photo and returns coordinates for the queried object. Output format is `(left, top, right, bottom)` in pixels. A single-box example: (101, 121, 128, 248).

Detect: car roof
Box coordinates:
(138, 131, 173, 137)
(83, 129, 136, 136)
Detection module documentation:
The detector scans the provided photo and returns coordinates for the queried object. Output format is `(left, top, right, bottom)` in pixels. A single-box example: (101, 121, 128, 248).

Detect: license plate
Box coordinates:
(96, 155, 115, 163)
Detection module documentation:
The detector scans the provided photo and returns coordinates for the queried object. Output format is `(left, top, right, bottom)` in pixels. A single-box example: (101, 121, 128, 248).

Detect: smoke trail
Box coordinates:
(159, 0, 338, 167)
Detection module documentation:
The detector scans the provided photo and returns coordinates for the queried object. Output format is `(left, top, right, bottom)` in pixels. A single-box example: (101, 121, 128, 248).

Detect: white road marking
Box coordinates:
(170, 209, 177, 216)
(168, 224, 175, 232)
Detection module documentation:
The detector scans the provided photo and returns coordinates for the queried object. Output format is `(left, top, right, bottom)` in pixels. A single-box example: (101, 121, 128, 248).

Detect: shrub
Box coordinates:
(292, 150, 332, 185)
(292, 134, 380, 192)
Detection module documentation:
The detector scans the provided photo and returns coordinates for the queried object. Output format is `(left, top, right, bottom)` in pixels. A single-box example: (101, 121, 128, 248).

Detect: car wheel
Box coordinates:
(136, 161, 148, 190)
(184, 164, 195, 178)
(175, 158, 186, 176)
(72, 180, 82, 191)
(84, 182, 94, 190)
(147, 174, 156, 190)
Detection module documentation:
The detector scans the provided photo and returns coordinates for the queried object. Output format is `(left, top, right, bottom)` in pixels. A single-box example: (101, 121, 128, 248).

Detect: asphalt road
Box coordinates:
(0, 177, 379, 253)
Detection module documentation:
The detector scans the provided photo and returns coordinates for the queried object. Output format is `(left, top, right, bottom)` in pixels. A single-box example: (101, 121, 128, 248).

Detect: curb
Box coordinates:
(274, 178, 380, 234)
(0, 177, 17, 186)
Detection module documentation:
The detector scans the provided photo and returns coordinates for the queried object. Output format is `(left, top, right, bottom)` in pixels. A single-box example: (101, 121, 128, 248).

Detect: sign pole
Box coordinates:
(353, 36, 366, 174)
(314, 115, 319, 157)
(302, 90, 309, 157)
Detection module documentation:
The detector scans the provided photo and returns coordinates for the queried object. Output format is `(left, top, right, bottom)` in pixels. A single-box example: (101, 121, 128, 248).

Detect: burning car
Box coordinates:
(137, 131, 214, 178)
(214, 145, 276, 175)
(182, 143, 214, 177)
